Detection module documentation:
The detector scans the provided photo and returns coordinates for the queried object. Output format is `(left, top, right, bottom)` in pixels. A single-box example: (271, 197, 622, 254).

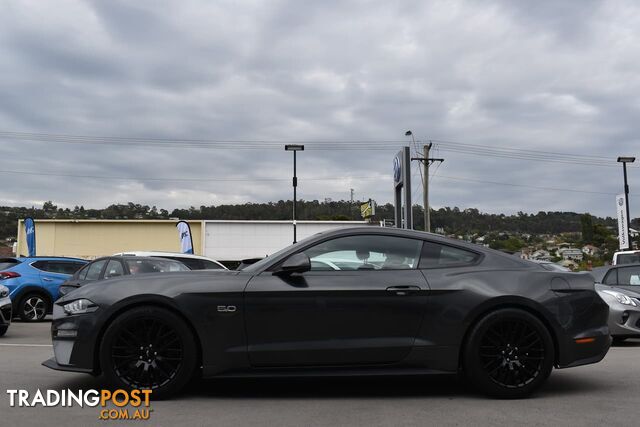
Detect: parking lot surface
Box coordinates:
(1, 321, 639, 426)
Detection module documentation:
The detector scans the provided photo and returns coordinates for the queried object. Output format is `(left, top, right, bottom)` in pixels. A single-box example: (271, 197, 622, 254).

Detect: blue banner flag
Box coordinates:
(176, 221, 194, 254)
(24, 217, 36, 257)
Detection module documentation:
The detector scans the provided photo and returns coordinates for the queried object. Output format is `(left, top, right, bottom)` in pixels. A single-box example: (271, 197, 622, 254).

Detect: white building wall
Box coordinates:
(203, 220, 370, 261)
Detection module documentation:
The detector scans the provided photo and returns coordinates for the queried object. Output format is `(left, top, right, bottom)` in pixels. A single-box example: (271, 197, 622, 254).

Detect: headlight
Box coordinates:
(63, 299, 98, 315)
(601, 290, 638, 307)
(0, 285, 8, 298)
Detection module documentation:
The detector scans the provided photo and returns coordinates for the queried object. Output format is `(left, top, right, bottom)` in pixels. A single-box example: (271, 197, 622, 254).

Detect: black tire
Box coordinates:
(99, 306, 198, 399)
(17, 293, 49, 322)
(0, 325, 7, 336)
(463, 308, 554, 399)
(612, 337, 627, 345)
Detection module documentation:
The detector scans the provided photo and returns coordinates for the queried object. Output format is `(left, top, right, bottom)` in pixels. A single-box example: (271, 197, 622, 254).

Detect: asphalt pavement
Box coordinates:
(1, 321, 639, 427)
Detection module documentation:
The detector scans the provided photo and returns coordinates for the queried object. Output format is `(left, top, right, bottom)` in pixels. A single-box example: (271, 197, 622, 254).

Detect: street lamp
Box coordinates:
(285, 144, 304, 244)
(617, 156, 635, 248)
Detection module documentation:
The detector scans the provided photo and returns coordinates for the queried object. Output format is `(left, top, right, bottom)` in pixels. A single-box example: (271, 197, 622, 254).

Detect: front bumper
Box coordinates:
(0, 297, 12, 326)
(605, 302, 640, 338)
(42, 303, 100, 375)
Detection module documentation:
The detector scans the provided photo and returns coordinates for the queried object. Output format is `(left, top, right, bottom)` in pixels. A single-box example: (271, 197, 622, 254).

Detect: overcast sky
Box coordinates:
(0, 0, 638, 218)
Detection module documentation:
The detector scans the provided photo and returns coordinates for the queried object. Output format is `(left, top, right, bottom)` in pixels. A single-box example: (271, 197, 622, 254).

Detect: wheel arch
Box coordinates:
(12, 286, 54, 312)
(457, 298, 560, 370)
(92, 297, 204, 376)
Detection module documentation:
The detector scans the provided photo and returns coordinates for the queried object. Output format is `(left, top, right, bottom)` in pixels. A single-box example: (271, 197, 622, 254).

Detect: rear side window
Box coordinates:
(0, 260, 20, 271)
(419, 242, 480, 268)
(45, 262, 84, 275)
(163, 257, 201, 270)
(202, 260, 225, 270)
(616, 253, 640, 265)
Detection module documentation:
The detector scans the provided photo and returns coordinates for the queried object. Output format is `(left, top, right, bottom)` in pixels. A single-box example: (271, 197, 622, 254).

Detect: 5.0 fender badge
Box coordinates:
(217, 305, 237, 313)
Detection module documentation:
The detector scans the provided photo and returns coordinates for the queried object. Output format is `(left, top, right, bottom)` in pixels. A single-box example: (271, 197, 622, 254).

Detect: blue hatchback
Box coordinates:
(0, 257, 88, 321)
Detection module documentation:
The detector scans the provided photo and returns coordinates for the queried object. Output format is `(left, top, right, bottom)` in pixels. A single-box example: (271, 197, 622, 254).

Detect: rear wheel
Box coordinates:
(99, 306, 198, 399)
(463, 308, 554, 398)
(0, 325, 7, 336)
(17, 293, 48, 322)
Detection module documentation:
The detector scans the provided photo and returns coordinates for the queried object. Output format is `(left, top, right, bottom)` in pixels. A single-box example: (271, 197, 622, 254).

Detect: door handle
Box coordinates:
(42, 278, 54, 282)
(386, 285, 421, 296)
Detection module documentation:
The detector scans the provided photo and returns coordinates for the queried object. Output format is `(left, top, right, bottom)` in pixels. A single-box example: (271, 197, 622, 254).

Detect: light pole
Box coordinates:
(618, 156, 635, 248)
(285, 144, 304, 243)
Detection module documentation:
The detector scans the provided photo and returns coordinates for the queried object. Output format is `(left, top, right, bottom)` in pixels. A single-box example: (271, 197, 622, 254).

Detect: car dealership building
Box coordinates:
(16, 219, 369, 262)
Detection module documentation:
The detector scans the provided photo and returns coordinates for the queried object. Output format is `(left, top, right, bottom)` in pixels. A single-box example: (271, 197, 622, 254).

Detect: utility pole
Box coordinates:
(412, 142, 444, 232)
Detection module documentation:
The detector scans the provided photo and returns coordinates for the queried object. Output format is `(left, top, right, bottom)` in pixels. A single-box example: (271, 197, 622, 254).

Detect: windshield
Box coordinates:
(125, 258, 189, 275)
(0, 260, 20, 271)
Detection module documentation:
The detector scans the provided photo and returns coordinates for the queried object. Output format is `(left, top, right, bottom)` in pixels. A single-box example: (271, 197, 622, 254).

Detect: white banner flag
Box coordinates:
(616, 194, 630, 250)
(176, 221, 194, 254)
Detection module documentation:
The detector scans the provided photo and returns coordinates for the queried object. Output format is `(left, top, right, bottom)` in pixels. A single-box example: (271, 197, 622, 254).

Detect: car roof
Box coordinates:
(94, 255, 184, 262)
(17, 256, 87, 262)
(112, 251, 221, 262)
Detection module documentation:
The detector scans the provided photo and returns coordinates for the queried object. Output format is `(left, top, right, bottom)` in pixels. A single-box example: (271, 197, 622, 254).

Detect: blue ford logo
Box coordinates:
(393, 155, 401, 182)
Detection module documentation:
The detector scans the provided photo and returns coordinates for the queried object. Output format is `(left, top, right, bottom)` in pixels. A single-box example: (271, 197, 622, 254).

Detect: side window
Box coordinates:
(617, 267, 640, 286)
(303, 235, 423, 271)
(85, 260, 107, 281)
(76, 264, 90, 280)
(46, 262, 80, 275)
(31, 261, 48, 271)
(202, 260, 224, 270)
(167, 257, 201, 270)
(603, 269, 618, 285)
(104, 260, 125, 279)
(419, 241, 480, 268)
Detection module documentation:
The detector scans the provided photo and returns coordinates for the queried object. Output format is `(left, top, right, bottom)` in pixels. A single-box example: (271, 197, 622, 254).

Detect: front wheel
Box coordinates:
(463, 308, 554, 399)
(99, 306, 198, 399)
(0, 325, 7, 336)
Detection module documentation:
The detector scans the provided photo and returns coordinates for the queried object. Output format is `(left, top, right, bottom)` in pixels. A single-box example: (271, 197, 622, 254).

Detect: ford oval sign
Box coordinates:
(393, 155, 401, 183)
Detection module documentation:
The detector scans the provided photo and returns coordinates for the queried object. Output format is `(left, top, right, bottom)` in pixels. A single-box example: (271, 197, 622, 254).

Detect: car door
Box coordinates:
(33, 261, 72, 298)
(244, 234, 428, 367)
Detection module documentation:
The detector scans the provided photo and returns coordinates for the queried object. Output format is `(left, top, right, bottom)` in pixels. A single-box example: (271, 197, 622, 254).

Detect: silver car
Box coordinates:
(0, 285, 11, 336)
(592, 264, 640, 343)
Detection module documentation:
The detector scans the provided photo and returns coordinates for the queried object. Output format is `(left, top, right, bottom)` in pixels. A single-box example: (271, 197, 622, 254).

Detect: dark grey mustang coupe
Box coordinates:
(44, 227, 610, 398)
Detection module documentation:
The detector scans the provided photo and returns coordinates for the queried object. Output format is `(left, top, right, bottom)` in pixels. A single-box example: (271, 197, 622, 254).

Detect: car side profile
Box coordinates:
(0, 257, 87, 321)
(591, 263, 640, 343)
(59, 256, 190, 296)
(45, 227, 610, 399)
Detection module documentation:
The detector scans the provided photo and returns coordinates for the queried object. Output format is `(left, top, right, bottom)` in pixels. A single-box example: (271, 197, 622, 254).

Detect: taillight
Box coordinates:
(0, 271, 20, 280)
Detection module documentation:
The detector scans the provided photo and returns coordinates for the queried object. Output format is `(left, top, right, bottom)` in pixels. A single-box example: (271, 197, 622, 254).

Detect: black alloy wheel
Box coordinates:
(18, 293, 48, 322)
(464, 308, 554, 398)
(100, 306, 198, 398)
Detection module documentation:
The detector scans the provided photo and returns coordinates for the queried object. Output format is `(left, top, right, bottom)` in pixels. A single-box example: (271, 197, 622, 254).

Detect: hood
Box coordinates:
(56, 269, 243, 303)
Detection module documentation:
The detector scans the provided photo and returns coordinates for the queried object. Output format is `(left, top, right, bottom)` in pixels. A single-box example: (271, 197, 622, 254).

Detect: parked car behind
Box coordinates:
(0, 257, 88, 321)
(59, 256, 189, 296)
(0, 285, 11, 336)
(592, 263, 640, 343)
(612, 250, 640, 265)
(112, 251, 227, 270)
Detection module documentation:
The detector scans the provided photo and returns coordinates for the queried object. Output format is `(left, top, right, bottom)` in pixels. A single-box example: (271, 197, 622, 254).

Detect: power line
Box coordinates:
(0, 168, 630, 197)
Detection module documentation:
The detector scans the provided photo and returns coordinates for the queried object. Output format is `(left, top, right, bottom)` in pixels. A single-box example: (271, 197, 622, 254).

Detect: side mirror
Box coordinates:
(276, 253, 311, 275)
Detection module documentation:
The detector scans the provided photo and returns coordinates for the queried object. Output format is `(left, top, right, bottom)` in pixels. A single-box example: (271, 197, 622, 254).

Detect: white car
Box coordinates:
(112, 251, 227, 270)
(613, 250, 640, 265)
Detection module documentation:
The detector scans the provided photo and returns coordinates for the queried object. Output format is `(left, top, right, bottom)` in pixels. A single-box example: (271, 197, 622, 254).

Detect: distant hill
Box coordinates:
(1, 200, 632, 243)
